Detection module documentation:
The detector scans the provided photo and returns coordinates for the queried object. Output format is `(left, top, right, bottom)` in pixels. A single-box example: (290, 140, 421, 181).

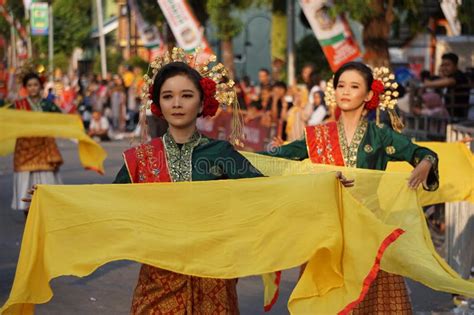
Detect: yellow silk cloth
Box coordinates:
(1, 174, 403, 315)
(0, 108, 107, 174)
(241, 149, 474, 312)
(387, 142, 474, 204)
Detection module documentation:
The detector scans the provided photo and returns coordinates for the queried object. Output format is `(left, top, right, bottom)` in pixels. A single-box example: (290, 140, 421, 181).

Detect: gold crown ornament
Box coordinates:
(324, 66, 404, 132)
(139, 47, 243, 145)
(16, 60, 47, 86)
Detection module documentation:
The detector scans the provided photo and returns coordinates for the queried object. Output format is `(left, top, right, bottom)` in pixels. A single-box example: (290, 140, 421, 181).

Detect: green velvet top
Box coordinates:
(114, 133, 263, 184)
(260, 120, 439, 190)
(36, 99, 61, 113)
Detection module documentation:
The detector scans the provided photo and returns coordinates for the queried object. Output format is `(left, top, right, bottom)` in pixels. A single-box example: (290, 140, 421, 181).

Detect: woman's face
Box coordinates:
(26, 78, 41, 98)
(159, 74, 202, 129)
(313, 92, 321, 105)
(261, 88, 271, 103)
(335, 70, 372, 112)
(292, 87, 303, 106)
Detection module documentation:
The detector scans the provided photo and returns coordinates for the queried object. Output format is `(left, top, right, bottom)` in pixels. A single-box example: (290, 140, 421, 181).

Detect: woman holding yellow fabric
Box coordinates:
(112, 49, 264, 314)
(262, 62, 439, 313)
(11, 69, 63, 216)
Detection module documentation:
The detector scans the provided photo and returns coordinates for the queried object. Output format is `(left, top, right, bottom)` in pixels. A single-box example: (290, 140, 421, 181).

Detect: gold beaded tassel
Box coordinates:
(374, 67, 405, 133)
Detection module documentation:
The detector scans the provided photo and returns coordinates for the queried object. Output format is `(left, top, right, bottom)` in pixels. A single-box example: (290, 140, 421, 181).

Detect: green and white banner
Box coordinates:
(30, 2, 49, 36)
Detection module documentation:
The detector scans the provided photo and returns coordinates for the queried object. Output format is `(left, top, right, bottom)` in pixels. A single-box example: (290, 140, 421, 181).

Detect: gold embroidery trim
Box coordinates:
(337, 119, 368, 168)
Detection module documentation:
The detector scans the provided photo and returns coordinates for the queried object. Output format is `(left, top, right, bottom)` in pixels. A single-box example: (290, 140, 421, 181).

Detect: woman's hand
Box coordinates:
(408, 159, 432, 189)
(336, 171, 354, 188)
(21, 185, 38, 204)
(270, 136, 284, 148)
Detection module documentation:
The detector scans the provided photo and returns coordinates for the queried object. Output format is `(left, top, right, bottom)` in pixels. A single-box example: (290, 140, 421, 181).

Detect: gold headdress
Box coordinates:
(139, 47, 243, 145)
(324, 66, 404, 132)
(16, 60, 47, 86)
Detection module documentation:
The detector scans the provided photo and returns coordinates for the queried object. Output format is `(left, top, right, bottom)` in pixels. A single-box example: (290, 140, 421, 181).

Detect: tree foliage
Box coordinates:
(458, 0, 474, 34)
(296, 34, 331, 82)
(33, 0, 92, 57)
(206, 0, 253, 40)
(332, 0, 421, 25)
(0, 0, 26, 39)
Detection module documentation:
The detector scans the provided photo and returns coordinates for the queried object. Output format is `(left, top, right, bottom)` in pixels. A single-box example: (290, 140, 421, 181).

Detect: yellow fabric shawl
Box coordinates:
(0, 108, 107, 174)
(0, 173, 402, 314)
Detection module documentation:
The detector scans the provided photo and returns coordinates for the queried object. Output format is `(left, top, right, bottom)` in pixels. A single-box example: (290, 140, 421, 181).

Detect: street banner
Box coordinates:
(440, 0, 461, 36)
(0, 0, 28, 40)
(128, 0, 163, 61)
(23, 0, 32, 10)
(157, 0, 214, 63)
(30, 2, 49, 36)
(299, 0, 361, 71)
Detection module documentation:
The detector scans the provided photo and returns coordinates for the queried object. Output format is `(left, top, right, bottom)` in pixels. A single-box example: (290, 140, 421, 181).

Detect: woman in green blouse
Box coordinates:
(113, 57, 265, 314)
(261, 62, 439, 314)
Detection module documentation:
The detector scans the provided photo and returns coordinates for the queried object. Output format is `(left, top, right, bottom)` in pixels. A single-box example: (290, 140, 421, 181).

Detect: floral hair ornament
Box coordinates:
(17, 60, 48, 86)
(324, 66, 404, 132)
(139, 47, 243, 145)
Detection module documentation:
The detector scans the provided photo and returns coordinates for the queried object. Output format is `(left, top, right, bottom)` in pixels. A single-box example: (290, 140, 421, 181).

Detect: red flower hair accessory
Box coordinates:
(148, 84, 163, 117)
(199, 77, 219, 117)
(148, 78, 220, 118)
(365, 79, 384, 110)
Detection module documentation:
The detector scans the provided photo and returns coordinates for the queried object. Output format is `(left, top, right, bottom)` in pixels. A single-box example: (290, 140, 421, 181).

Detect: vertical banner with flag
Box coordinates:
(30, 2, 49, 36)
(157, 0, 214, 63)
(299, 0, 361, 71)
(128, 0, 164, 61)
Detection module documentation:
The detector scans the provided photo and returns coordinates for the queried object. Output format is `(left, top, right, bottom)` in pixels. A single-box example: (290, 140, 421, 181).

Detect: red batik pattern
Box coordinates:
(123, 138, 239, 314)
(123, 138, 171, 183)
(305, 122, 345, 166)
(15, 98, 32, 110)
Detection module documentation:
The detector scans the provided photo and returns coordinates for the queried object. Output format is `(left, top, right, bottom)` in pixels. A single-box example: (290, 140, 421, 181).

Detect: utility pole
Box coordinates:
(286, 0, 295, 86)
(10, 24, 17, 69)
(48, 4, 53, 81)
(24, 3, 33, 58)
(96, 0, 107, 78)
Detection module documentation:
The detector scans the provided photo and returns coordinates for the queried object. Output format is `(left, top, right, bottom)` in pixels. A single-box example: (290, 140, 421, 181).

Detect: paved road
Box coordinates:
(0, 139, 455, 314)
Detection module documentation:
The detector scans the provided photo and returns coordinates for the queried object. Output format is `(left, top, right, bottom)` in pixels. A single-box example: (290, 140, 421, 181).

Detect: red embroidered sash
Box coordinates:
(305, 122, 345, 166)
(123, 138, 171, 183)
(15, 99, 32, 110)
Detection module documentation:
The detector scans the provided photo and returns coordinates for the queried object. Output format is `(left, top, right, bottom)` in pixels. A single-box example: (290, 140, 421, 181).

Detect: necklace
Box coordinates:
(27, 97, 43, 112)
(163, 131, 202, 182)
(337, 118, 368, 167)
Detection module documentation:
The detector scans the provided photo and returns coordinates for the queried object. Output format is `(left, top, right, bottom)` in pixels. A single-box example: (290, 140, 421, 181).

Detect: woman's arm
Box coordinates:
(258, 138, 309, 161)
(382, 125, 439, 191)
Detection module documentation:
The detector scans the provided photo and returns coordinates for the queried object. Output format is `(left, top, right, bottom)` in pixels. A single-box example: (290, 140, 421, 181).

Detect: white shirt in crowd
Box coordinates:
(89, 116, 110, 132)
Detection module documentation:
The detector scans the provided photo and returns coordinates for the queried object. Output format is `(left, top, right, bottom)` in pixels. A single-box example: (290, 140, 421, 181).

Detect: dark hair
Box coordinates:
(22, 72, 42, 88)
(242, 75, 251, 86)
(261, 85, 272, 93)
(302, 63, 316, 70)
(313, 90, 325, 105)
(309, 71, 321, 88)
(151, 62, 203, 108)
(333, 62, 373, 92)
(272, 80, 287, 90)
(249, 100, 262, 110)
(420, 70, 432, 81)
(442, 52, 459, 65)
(259, 68, 270, 74)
